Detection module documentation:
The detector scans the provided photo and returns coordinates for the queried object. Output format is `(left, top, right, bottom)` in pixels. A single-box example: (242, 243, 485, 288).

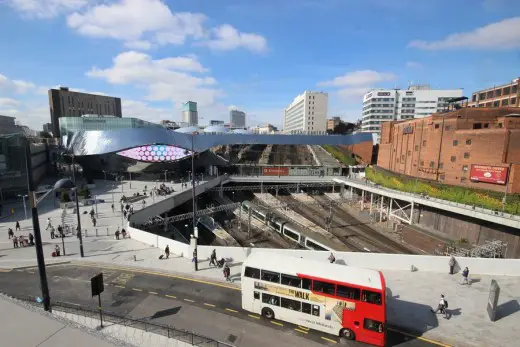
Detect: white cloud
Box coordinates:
(318, 69, 396, 87)
(199, 24, 268, 53)
(0, 73, 40, 94)
(0, 97, 20, 108)
(86, 51, 222, 107)
(406, 61, 423, 69)
(7, 0, 89, 19)
(408, 17, 520, 50)
(125, 40, 153, 50)
(122, 99, 172, 123)
(337, 87, 371, 102)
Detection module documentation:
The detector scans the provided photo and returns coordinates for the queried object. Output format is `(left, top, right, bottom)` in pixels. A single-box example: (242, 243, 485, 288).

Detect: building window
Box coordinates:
(451, 156, 456, 162)
(407, 150, 411, 156)
(462, 165, 468, 171)
(464, 152, 470, 159)
(422, 140, 427, 146)
(484, 123, 489, 128)
(440, 174, 446, 180)
(495, 89, 502, 97)
(513, 85, 518, 94)
(453, 140, 458, 146)
(503, 87, 511, 95)
(466, 139, 472, 145)
(429, 161, 434, 168)
(415, 145, 419, 151)
(512, 98, 517, 105)
(502, 99, 509, 106)
(473, 123, 482, 129)
(472, 95, 477, 102)
(479, 93, 486, 100)
(493, 101, 499, 107)
(434, 124, 440, 129)
(439, 163, 444, 169)
(420, 160, 424, 166)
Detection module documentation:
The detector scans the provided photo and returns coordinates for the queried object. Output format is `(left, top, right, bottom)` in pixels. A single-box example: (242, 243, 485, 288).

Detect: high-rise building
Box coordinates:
(182, 101, 198, 126)
(48, 87, 122, 137)
(468, 78, 519, 108)
(230, 109, 246, 128)
(284, 91, 328, 133)
(0, 115, 21, 134)
(361, 85, 463, 143)
(42, 123, 52, 133)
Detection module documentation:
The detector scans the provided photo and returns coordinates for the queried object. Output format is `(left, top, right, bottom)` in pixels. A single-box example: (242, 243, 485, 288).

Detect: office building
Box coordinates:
(251, 124, 277, 134)
(361, 85, 463, 143)
(468, 78, 519, 108)
(0, 115, 22, 135)
(42, 123, 53, 134)
(284, 91, 328, 133)
(327, 117, 341, 131)
(48, 87, 122, 137)
(230, 109, 246, 128)
(377, 107, 520, 193)
(59, 115, 162, 135)
(210, 120, 225, 126)
(182, 101, 198, 126)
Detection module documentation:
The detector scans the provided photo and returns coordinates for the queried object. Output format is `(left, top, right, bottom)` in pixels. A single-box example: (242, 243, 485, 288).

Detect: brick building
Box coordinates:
(377, 107, 520, 193)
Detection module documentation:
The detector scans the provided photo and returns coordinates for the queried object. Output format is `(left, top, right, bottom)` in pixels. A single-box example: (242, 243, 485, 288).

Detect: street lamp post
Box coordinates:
(191, 133, 198, 271)
(24, 139, 51, 312)
(54, 178, 84, 258)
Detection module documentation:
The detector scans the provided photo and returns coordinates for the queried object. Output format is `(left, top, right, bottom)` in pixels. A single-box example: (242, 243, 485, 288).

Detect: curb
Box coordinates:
(387, 325, 453, 347)
(12, 261, 71, 270)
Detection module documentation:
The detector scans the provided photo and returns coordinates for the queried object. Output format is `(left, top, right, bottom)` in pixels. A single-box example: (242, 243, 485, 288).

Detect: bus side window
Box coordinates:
(261, 270, 280, 283)
(244, 267, 260, 279)
(302, 302, 312, 315)
(337, 285, 360, 300)
(362, 290, 382, 305)
(281, 274, 301, 288)
(262, 293, 280, 306)
(254, 291, 260, 300)
(302, 278, 312, 290)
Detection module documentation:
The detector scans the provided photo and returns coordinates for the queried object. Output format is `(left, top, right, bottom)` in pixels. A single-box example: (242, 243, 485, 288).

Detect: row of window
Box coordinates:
(474, 85, 518, 101)
(244, 267, 382, 305)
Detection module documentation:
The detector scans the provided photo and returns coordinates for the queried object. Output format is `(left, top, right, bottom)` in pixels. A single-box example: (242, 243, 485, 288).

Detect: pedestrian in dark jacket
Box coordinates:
(223, 264, 231, 282)
(449, 256, 456, 275)
(165, 245, 170, 259)
(462, 267, 470, 285)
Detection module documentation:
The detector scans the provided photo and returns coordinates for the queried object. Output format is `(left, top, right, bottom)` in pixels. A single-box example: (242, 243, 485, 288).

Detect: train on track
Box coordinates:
(242, 200, 335, 252)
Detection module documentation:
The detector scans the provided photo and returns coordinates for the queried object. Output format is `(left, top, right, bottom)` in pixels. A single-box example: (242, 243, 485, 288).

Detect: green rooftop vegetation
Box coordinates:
(322, 145, 358, 166)
(365, 167, 520, 215)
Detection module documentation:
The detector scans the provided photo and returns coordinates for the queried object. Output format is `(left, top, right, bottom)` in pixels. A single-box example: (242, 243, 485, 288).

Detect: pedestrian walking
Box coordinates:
(92, 217, 97, 227)
(46, 218, 52, 230)
(430, 294, 448, 319)
(111, 203, 115, 213)
(15, 220, 21, 232)
(121, 228, 127, 239)
(28, 233, 34, 246)
(210, 249, 217, 266)
(50, 226, 55, 239)
(449, 256, 456, 275)
(123, 210, 127, 219)
(13, 236, 18, 248)
(328, 252, 336, 264)
(223, 264, 231, 282)
(90, 208, 95, 218)
(142, 200, 146, 208)
(115, 229, 120, 240)
(8, 228, 14, 239)
(76, 226, 81, 239)
(165, 245, 170, 259)
(461, 267, 470, 285)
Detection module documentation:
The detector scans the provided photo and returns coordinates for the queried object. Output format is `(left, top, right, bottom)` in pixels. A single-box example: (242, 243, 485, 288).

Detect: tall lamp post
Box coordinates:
(191, 133, 198, 271)
(54, 178, 84, 258)
(24, 139, 51, 312)
(17, 194, 28, 220)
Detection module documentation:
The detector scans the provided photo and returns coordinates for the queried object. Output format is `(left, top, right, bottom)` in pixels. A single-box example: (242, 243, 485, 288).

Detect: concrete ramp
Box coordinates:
(129, 176, 228, 224)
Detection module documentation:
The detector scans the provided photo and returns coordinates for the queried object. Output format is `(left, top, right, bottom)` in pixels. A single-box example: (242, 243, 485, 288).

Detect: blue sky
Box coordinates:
(0, 0, 519, 129)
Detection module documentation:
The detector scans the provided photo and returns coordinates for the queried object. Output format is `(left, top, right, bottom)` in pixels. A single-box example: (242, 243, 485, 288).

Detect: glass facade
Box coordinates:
(182, 101, 198, 112)
(59, 117, 162, 135)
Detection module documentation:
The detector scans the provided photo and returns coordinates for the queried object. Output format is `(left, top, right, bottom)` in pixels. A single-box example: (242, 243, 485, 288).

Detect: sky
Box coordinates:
(0, 0, 519, 130)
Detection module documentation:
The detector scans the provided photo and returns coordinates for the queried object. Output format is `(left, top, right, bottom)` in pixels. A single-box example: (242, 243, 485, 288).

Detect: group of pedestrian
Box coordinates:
(122, 203, 134, 220)
(8, 221, 34, 248)
(114, 226, 127, 240)
(90, 207, 97, 227)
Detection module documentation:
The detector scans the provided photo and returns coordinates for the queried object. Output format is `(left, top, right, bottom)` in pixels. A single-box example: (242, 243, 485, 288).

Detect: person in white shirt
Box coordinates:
(431, 294, 448, 317)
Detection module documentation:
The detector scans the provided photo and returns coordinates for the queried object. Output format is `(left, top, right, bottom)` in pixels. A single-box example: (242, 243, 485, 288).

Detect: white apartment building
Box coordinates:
(284, 91, 328, 133)
(361, 85, 463, 142)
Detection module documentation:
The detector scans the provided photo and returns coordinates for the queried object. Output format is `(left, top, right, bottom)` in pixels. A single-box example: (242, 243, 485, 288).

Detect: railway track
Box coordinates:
(312, 194, 414, 254)
(274, 194, 365, 252)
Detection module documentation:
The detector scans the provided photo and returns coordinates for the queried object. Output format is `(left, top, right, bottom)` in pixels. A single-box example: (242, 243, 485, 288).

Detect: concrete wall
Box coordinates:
(129, 176, 228, 224)
(128, 226, 520, 276)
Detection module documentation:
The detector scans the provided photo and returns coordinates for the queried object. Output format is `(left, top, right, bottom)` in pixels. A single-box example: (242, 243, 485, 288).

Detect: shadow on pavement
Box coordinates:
(496, 300, 520, 320)
(150, 306, 182, 320)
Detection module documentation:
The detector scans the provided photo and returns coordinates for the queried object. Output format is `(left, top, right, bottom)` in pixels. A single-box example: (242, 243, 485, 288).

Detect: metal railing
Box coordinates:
(8, 295, 234, 347)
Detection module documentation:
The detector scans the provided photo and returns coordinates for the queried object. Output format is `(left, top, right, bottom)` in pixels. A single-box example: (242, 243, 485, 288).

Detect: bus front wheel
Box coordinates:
(262, 307, 275, 319)
(340, 328, 355, 340)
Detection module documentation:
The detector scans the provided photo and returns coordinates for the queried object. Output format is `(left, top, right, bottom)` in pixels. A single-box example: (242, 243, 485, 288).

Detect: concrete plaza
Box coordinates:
(1, 178, 519, 347)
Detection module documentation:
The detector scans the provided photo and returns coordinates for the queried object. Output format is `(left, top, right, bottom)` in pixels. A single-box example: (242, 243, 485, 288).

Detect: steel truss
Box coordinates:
(210, 182, 336, 192)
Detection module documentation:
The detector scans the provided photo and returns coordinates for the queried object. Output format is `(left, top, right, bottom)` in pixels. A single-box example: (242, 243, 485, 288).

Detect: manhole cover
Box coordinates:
(227, 335, 237, 343)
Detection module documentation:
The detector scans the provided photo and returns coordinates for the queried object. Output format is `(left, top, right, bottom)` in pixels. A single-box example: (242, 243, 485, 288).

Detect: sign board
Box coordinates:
(263, 167, 289, 176)
(470, 165, 508, 185)
(91, 273, 104, 297)
(487, 280, 500, 322)
(402, 126, 413, 134)
(377, 92, 391, 96)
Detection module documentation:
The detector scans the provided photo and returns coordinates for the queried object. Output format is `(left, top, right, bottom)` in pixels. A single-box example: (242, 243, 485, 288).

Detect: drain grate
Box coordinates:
(227, 334, 237, 343)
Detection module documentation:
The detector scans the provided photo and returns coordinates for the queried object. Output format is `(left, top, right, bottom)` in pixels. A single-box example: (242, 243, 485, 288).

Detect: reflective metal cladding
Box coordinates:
(67, 128, 373, 156)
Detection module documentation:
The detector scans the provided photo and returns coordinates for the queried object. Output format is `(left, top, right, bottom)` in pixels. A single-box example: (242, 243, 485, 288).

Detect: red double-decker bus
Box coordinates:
(241, 253, 386, 346)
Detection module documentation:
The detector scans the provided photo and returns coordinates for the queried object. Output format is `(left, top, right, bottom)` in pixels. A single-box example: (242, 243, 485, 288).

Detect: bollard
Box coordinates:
(106, 228, 109, 236)
(96, 229, 98, 237)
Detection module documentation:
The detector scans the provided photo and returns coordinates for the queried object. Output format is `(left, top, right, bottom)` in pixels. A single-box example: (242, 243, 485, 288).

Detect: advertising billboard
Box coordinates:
(470, 165, 508, 185)
(263, 167, 289, 176)
(117, 145, 192, 162)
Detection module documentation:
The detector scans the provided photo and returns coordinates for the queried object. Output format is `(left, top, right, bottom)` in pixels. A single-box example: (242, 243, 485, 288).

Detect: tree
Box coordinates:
(327, 122, 356, 135)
